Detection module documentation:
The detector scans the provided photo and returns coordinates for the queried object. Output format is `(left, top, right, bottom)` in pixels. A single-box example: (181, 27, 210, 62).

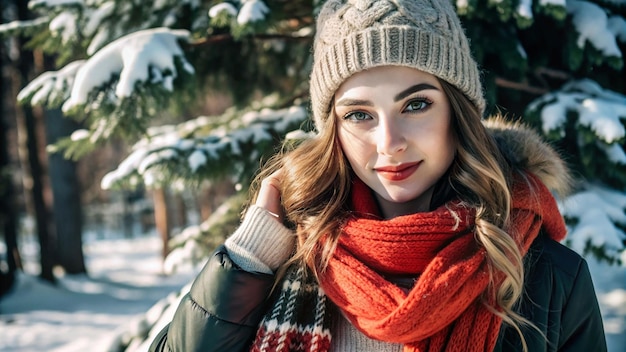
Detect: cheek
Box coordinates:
(338, 127, 372, 165)
(436, 123, 456, 164)
(427, 111, 454, 150)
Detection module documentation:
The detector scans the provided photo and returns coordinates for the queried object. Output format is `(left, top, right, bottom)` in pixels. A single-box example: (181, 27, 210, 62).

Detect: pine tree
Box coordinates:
(456, 0, 626, 265)
(2, 0, 626, 347)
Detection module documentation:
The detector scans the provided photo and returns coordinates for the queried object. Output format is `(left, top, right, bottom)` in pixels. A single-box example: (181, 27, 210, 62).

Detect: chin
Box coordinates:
(383, 193, 423, 204)
(397, 197, 422, 205)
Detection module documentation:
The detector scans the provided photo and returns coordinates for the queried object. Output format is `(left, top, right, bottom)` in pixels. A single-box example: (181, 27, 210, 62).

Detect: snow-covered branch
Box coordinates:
(567, 0, 626, 59)
(456, 0, 567, 27)
(528, 79, 626, 157)
(560, 184, 626, 265)
(0, 17, 48, 37)
(18, 60, 85, 107)
(17, 27, 196, 151)
(62, 27, 194, 113)
(527, 79, 626, 264)
(101, 104, 309, 190)
(19, 27, 194, 112)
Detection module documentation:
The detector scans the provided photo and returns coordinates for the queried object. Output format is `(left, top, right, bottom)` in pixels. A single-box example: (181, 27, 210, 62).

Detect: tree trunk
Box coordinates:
(0, 21, 22, 289)
(12, 0, 55, 283)
(173, 192, 187, 230)
(45, 108, 86, 274)
(14, 103, 55, 283)
(0, 115, 20, 296)
(0, 100, 22, 275)
(153, 188, 171, 263)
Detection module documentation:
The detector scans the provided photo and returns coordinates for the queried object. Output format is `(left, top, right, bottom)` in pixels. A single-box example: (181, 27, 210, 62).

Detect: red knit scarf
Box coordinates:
(318, 173, 566, 351)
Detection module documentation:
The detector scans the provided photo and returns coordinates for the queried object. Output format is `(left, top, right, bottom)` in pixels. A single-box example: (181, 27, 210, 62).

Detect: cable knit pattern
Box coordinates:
(310, 0, 484, 131)
(224, 205, 296, 273)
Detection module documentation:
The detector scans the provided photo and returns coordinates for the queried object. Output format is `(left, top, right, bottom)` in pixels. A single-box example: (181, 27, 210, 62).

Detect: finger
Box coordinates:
(255, 170, 284, 221)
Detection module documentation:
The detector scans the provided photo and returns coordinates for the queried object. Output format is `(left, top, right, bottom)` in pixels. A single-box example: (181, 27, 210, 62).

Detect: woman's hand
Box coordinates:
(255, 169, 284, 223)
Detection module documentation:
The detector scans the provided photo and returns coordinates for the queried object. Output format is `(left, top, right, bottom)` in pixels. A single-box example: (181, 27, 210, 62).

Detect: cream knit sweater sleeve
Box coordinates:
(224, 205, 296, 274)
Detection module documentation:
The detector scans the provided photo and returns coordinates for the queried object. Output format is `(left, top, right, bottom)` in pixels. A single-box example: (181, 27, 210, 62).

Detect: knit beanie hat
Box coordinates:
(310, 0, 485, 131)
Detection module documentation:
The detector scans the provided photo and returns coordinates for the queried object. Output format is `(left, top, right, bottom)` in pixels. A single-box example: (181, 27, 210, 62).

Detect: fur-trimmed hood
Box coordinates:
(485, 116, 572, 197)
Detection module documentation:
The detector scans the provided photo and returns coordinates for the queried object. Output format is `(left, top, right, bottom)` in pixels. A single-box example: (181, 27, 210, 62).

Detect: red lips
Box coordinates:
(375, 162, 421, 181)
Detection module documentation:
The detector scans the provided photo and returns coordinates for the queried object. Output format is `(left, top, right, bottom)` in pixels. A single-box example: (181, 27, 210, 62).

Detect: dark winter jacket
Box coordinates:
(494, 235, 606, 351)
(149, 234, 606, 352)
(150, 245, 275, 352)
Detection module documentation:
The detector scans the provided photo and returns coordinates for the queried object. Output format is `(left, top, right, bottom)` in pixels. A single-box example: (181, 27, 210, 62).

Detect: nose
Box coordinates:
(376, 117, 407, 155)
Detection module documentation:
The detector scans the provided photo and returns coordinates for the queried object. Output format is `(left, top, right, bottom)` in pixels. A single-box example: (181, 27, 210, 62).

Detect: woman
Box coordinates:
(150, 0, 607, 351)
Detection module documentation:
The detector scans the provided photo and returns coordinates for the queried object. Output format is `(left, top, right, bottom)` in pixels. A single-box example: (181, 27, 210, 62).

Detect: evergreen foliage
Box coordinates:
(100, 101, 310, 190)
(164, 191, 248, 273)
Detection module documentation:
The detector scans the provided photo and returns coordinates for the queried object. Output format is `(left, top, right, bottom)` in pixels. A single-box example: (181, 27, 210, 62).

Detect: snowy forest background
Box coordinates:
(0, 0, 625, 351)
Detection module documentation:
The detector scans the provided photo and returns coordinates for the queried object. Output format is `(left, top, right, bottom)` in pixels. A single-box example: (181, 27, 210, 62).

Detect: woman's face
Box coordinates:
(334, 66, 455, 215)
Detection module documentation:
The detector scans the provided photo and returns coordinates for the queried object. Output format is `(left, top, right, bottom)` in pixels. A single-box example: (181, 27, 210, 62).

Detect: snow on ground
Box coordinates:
(0, 230, 624, 351)
(0, 231, 197, 352)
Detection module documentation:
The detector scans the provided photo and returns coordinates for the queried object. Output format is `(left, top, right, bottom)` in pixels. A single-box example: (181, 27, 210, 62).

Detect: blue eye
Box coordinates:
(344, 111, 371, 121)
(405, 99, 431, 112)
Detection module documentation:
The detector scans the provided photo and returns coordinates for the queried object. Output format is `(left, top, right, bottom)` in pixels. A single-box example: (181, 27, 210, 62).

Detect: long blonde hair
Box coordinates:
(439, 80, 536, 350)
(250, 79, 534, 350)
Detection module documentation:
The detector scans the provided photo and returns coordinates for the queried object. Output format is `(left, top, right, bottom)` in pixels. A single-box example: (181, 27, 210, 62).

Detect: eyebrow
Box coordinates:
(335, 83, 440, 107)
(334, 98, 374, 107)
(394, 83, 439, 102)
